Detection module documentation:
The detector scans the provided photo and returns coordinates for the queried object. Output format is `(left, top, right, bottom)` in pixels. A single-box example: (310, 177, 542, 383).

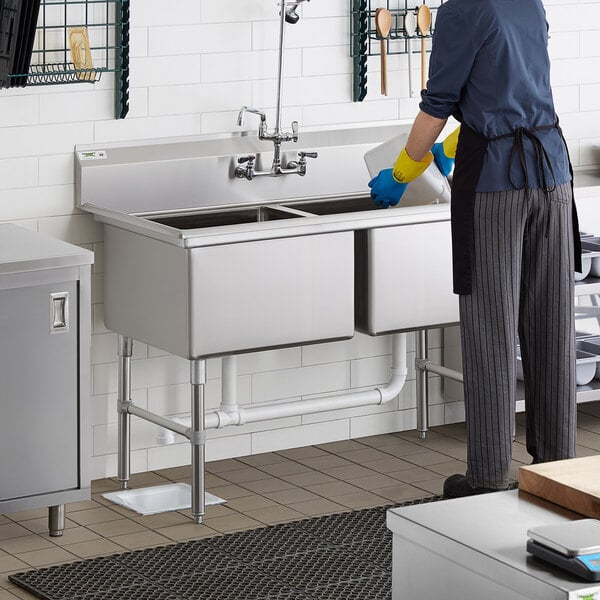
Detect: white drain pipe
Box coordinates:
(157, 333, 407, 443)
(220, 355, 238, 418)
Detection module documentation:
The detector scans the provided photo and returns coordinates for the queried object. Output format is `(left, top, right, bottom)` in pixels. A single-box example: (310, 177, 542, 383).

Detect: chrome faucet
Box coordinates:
(234, 1, 317, 180)
(237, 106, 267, 135)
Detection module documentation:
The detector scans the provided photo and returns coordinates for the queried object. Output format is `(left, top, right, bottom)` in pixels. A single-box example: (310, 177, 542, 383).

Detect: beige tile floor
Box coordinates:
(2, 403, 600, 599)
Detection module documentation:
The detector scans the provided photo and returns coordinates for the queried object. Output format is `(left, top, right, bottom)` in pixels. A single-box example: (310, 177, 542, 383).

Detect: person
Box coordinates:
(369, 0, 582, 498)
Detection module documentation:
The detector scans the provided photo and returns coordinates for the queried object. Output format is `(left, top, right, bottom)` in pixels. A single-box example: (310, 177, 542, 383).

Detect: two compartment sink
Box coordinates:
(76, 124, 458, 359)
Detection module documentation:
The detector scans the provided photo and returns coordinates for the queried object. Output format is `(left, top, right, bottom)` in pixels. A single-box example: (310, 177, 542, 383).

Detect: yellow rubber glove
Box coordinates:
(432, 126, 460, 176)
(442, 126, 460, 157)
(392, 147, 434, 183)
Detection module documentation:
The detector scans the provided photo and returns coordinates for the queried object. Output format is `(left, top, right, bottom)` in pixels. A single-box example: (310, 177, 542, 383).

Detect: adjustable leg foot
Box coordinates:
(48, 505, 65, 537)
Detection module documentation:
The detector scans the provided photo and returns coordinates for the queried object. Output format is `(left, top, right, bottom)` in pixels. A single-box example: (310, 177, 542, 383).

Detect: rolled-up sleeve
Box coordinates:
(419, 3, 477, 119)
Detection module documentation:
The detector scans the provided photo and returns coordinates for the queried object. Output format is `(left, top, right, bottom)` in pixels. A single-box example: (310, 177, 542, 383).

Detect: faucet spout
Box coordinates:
(237, 106, 266, 128)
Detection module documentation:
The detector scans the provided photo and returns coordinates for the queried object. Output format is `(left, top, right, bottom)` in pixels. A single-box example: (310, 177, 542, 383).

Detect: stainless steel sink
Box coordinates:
(77, 123, 459, 358)
(76, 125, 459, 533)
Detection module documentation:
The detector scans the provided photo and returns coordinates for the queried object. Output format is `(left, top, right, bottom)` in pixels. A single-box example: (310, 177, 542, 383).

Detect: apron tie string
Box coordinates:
(492, 122, 558, 237)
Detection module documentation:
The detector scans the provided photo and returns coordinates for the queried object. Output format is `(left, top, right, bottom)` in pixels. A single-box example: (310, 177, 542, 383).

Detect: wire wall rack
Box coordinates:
(8, 0, 129, 118)
(351, 0, 443, 101)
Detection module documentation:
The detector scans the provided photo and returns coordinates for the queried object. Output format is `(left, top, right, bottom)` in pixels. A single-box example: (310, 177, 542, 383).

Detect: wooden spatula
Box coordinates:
(375, 8, 392, 95)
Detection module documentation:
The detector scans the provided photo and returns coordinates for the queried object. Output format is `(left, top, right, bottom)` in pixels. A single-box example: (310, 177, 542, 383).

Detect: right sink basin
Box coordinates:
(284, 197, 459, 335)
(352, 220, 459, 334)
(282, 197, 380, 215)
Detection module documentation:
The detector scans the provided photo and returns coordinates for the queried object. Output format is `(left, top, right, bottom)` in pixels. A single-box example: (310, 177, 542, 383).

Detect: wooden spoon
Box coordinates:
(417, 3, 431, 90)
(375, 8, 392, 95)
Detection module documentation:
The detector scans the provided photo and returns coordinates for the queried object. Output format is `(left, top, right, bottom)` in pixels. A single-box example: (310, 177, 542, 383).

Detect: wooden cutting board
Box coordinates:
(519, 455, 600, 518)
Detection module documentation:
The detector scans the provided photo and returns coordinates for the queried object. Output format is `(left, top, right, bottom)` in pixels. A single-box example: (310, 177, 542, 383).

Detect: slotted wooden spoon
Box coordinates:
(375, 8, 392, 95)
(417, 3, 431, 90)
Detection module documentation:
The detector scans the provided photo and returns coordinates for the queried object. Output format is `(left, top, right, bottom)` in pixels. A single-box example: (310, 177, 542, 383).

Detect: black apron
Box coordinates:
(451, 121, 582, 295)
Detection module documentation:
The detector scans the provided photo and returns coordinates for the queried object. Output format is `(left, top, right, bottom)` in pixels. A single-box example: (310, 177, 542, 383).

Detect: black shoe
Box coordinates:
(442, 474, 498, 499)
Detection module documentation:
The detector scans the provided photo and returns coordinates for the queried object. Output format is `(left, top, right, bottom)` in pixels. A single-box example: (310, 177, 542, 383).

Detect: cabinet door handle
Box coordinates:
(50, 292, 69, 333)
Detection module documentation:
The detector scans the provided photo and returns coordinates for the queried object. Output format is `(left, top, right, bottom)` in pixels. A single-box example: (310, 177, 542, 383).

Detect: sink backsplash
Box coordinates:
(75, 123, 453, 215)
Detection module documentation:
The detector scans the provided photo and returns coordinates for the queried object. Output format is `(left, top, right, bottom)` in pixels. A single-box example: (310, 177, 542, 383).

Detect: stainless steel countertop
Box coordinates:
(0, 224, 94, 275)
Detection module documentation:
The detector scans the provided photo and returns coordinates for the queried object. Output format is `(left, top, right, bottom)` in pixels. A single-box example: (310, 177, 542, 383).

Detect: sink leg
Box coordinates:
(48, 504, 65, 537)
(190, 359, 206, 524)
(416, 330, 429, 439)
(117, 336, 133, 490)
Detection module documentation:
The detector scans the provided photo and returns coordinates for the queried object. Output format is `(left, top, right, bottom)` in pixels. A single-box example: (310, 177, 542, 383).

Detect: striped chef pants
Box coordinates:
(459, 182, 577, 489)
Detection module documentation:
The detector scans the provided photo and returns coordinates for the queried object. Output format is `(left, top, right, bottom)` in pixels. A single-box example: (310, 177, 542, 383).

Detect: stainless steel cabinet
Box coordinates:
(0, 224, 93, 536)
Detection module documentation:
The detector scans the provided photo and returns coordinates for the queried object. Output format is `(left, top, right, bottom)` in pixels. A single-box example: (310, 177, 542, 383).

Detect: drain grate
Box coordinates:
(10, 496, 452, 600)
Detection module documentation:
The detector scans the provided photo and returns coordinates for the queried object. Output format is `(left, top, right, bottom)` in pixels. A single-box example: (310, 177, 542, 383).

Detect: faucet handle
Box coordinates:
(298, 151, 318, 161)
(291, 120, 299, 142)
(234, 155, 256, 180)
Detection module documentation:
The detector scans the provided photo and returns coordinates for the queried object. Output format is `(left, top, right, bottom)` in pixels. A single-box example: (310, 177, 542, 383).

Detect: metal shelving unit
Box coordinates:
(515, 276, 600, 411)
(574, 277, 600, 404)
(516, 381, 600, 413)
(575, 276, 600, 298)
(5, 0, 129, 118)
(417, 274, 600, 437)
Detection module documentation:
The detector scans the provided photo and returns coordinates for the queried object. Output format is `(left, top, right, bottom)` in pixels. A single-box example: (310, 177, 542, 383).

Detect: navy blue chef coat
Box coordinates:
(420, 0, 571, 193)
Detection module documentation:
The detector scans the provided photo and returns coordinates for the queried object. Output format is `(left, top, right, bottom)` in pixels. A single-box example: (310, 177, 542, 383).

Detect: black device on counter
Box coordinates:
(527, 519, 600, 582)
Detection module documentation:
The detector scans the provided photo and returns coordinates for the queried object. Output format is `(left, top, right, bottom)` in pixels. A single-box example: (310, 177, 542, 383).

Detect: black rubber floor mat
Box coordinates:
(10, 496, 449, 600)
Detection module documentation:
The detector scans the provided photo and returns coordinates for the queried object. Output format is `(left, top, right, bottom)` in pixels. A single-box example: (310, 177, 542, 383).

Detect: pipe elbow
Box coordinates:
(376, 368, 408, 404)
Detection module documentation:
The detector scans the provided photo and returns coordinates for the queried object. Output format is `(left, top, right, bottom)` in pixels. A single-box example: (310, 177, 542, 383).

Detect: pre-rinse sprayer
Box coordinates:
(235, 0, 318, 180)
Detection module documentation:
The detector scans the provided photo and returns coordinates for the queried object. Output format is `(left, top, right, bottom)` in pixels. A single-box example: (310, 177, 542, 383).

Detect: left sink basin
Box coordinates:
(103, 204, 355, 358)
(148, 205, 304, 229)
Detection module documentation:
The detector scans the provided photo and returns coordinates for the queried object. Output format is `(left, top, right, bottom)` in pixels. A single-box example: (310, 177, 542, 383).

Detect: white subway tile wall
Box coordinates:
(0, 1, 598, 480)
